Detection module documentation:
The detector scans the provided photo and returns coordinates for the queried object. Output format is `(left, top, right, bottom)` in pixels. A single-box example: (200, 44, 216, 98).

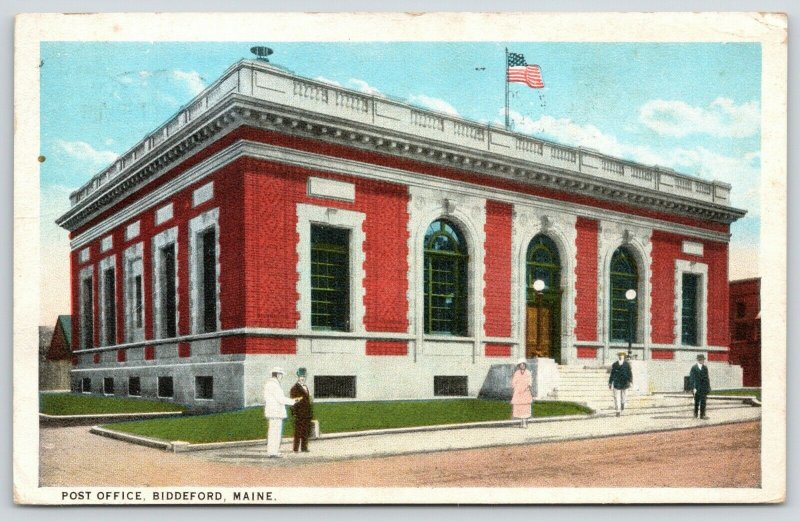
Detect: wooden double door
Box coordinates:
(526, 292, 562, 360)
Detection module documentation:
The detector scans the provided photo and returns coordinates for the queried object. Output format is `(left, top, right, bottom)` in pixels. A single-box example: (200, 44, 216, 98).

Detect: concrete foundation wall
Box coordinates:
(243, 352, 508, 407)
(40, 360, 71, 391)
(647, 360, 743, 392)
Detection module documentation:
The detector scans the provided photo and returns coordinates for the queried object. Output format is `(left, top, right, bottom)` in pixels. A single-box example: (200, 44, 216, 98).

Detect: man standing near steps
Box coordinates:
(689, 354, 712, 419)
(263, 367, 301, 458)
(608, 351, 633, 416)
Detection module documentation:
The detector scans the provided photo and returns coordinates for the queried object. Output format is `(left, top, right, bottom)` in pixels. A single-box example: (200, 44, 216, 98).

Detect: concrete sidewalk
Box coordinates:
(187, 402, 761, 467)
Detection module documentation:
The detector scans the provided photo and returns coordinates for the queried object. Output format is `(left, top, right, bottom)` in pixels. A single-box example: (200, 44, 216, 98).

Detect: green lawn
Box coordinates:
(104, 399, 592, 444)
(40, 392, 186, 416)
(712, 388, 761, 401)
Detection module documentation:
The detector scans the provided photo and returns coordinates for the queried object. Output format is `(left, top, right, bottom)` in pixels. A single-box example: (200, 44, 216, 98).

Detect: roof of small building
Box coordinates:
(56, 315, 72, 348)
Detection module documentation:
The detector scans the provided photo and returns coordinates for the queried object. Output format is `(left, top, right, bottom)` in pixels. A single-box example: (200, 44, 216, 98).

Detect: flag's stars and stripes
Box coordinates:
(507, 52, 545, 89)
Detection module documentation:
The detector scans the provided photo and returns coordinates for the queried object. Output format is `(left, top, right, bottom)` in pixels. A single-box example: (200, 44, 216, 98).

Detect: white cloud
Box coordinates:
(347, 78, 383, 96)
(55, 139, 118, 168)
(171, 70, 206, 97)
(506, 109, 760, 215)
(408, 94, 459, 116)
(315, 76, 341, 87)
(639, 97, 759, 138)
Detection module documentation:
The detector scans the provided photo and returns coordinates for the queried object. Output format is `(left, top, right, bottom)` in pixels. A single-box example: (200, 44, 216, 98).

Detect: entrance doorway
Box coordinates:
(525, 234, 562, 361)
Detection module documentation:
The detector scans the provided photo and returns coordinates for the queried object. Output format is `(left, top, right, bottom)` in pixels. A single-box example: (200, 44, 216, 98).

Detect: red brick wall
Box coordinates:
(485, 344, 512, 357)
(729, 278, 760, 386)
(651, 349, 674, 360)
(69, 163, 245, 350)
(46, 322, 71, 361)
(220, 336, 296, 355)
(575, 217, 599, 341)
(366, 341, 408, 356)
(650, 231, 730, 347)
(707, 351, 729, 362)
(483, 200, 513, 338)
(240, 157, 410, 333)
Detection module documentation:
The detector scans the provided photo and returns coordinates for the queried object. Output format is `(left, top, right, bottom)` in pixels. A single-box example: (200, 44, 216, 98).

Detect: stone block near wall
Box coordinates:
(478, 363, 514, 400)
(531, 358, 560, 399)
(478, 358, 561, 401)
(628, 359, 649, 395)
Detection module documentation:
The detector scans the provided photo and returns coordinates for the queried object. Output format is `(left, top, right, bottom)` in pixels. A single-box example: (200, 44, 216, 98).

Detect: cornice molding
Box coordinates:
(69, 139, 732, 251)
(59, 99, 746, 233)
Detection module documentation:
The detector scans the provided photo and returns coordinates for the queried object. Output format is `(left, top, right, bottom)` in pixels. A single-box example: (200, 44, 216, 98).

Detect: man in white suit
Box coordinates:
(264, 367, 300, 458)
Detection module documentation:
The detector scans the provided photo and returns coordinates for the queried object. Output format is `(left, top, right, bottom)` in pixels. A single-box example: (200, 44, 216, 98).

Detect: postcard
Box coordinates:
(13, 11, 787, 504)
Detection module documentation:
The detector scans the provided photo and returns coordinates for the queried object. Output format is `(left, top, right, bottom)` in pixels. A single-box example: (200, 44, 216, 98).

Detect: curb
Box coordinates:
(89, 425, 174, 450)
(660, 394, 762, 407)
(40, 411, 184, 427)
(92, 413, 594, 452)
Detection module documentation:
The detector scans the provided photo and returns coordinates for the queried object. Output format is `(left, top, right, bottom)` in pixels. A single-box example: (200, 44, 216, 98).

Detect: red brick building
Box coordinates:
(56, 59, 747, 410)
(729, 278, 761, 387)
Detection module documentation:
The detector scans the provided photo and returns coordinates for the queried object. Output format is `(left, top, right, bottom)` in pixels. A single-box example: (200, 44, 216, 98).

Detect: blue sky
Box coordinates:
(39, 42, 762, 324)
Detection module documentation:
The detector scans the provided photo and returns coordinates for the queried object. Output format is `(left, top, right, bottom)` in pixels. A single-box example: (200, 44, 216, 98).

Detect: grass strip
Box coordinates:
(40, 392, 186, 416)
(104, 399, 591, 444)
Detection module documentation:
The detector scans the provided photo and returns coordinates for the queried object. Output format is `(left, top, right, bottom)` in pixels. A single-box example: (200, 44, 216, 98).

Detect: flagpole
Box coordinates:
(504, 47, 510, 129)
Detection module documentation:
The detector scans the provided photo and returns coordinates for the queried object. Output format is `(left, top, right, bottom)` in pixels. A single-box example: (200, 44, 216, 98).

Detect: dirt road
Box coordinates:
(40, 421, 760, 488)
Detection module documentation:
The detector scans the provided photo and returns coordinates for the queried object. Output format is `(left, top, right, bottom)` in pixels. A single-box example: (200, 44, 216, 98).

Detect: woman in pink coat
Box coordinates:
(511, 358, 534, 428)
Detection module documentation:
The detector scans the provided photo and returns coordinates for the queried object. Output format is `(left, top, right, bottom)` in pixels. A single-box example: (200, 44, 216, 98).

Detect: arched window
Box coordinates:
(424, 219, 468, 336)
(609, 246, 639, 342)
(526, 234, 561, 298)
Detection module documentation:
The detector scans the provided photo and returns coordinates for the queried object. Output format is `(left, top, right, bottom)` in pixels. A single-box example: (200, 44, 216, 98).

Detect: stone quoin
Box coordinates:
(56, 59, 747, 411)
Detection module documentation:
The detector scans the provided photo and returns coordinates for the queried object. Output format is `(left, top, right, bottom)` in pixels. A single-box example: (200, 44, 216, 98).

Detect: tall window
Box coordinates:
(424, 219, 468, 336)
(125, 253, 144, 343)
(101, 267, 116, 345)
(80, 275, 94, 349)
(526, 234, 561, 298)
(310, 225, 350, 331)
(198, 228, 218, 333)
(159, 244, 177, 338)
(609, 246, 638, 342)
(682, 273, 700, 346)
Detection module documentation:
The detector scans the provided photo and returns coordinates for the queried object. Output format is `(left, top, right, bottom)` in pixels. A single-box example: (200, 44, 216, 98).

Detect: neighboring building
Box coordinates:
(56, 59, 747, 411)
(729, 278, 761, 387)
(40, 315, 72, 391)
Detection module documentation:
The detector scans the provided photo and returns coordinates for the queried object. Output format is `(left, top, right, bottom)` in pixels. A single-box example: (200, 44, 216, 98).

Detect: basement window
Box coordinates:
(103, 377, 114, 395)
(195, 376, 213, 400)
(314, 376, 356, 399)
(128, 377, 141, 397)
(434, 376, 468, 397)
(157, 376, 174, 398)
(81, 378, 92, 393)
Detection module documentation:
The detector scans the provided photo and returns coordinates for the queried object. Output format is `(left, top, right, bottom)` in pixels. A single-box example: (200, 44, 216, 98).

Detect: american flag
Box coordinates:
(507, 52, 544, 89)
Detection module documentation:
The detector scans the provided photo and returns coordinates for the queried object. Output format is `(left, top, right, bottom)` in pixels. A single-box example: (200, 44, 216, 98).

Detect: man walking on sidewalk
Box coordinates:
(264, 367, 301, 458)
(689, 354, 712, 419)
(609, 352, 633, 416)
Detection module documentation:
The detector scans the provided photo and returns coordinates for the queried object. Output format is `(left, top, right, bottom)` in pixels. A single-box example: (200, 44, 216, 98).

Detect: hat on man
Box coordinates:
(618, 351, 627, 357)
(517, 358, 528, 366)
(297, 367, 307, 377)
(271, 366, 286, 375)
(696, 354, 706, 361)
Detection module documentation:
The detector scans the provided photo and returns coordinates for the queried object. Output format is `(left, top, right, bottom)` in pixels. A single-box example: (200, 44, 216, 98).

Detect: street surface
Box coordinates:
(39, 403, 760, 488)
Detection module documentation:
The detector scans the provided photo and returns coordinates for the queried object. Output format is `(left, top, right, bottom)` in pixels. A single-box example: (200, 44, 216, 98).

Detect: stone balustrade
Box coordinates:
(69, 59, 733, 209)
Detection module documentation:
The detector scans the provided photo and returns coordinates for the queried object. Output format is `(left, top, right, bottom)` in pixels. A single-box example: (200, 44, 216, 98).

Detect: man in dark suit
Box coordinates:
(609, 352, 633, 416)
(289, 367, 313, 452)
(689, 354, 712, 419)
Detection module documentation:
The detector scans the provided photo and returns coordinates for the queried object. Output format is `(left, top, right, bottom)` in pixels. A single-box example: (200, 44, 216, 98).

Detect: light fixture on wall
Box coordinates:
(625, 289, 637, 358)
(533, 279, 546, 357)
